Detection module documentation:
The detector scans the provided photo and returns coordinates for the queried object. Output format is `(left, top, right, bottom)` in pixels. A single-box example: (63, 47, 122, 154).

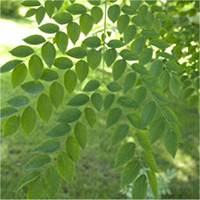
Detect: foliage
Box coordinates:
(0, 0, 199, 199)
(0, 0, 21, 17)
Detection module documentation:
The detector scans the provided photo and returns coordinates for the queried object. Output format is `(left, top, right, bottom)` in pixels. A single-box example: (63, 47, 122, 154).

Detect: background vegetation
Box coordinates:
(0, 0, 199, 199)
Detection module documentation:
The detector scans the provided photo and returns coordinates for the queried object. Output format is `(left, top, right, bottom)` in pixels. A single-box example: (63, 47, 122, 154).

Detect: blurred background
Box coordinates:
(0, 0, 199, 199)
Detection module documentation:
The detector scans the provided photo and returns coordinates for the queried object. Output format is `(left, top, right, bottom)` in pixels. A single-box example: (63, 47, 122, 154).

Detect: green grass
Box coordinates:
(0, 17, 199, 199)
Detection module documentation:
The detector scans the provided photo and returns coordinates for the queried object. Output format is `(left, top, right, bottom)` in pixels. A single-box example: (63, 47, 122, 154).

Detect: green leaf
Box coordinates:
(58, 108, 81, 123)
(41, 42, 56, 68)
(45, 167, 60, 199)
(21, 0, 41, 7)
(162, 106, 179, 123)
(121, 5, 136, 15)
(14, 171, 41, 191)
(33, 140, 60, 153)
(74, 122, 88, 150)
(21, 106, 37, 135)
(107, 39, 124, 48)
(141, 29, 159, 38)
(91, 6, 103, 24)
(91, 93, 103, 111)
(150, 60, 163, 77)
(35, 6, 45, 25)
(111, 124, 129, 146)
(27, 177, 45, 199)
(141, 75, 158, 91)
(149, 117, 166, 144)
(119, 49, 138, 61)
(107, 81, 122, 92)
(7, 95, 29, 107)
(87, 49, 101, 70)
(133, 86, 147, 104)
(151, 39, 169, 50)
(112, 59, 126, 81)
(28, 55, 43, 80)
(11, 63, 27, 88)
(37, 94, 53, 122)
(66, 47, 87, 59)
(39, 23, 59, 34)
(23, 34, 45, 45)
(159, 70, 170, 90)
(9, 45, 34, 58)
(106, 107, 122, 128)
(103, 94, 115, 110)
(117, 14, 129, 34)
(49, 81, 64, 109)
(3, 115, 20, 137)
(80, 14, 93, 36)
(66, 136, 80, 163)
(55, 32, 68, 54)
(64, 70, 77, 93)
(141, 101, 156, 127)
(25, 154, 50, 169)
(152, 89, 169, 104)
(54, 57, 73, 70)
(169, 74, 182, 98)
(131, 63, 149, 76)
(40, 69, 58, 82)
(67, 22, 80, 45)
(142, 151, 159, 172)
(124, 25, 137, 44)
(67, 94, 89, 106)
(127, 113, 141, 129)
(75, 60, 89, 83)
(136, 132, 152, 150)
(57, 152, 74, 184)
(45, 0, 55, 18)
(83, 79, 100, 92)
(25, 8, 37, 17)
(132, 36, 146, 55)
(104, 49, 117, 67)
(139, 48, 153, 65)
(166, 61, 182, 73)
(84, 107, 96, 128)
(164, 128, 178, 158)
(0, 59, 22, 73)
(114, 142, 135, 168)
(132, 174, 147, 199)
(121, 160, 140, 186)
(83, 36, 101, 48)
(124, 72, 137, 93)
(46, 124, 71, 138)
(0, 107, 18, 119)
(88, 0, 101, 5)
(146, 170, 158, 198)
(117, 96, 138, 108)
(66, 3, 86, 15)
(108, 4, 120, 23)
(54, 0, 64, 10)
(53, 12, 72, 24)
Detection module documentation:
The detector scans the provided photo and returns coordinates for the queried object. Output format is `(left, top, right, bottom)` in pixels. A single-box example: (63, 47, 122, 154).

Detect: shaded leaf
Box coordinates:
(25, 155, 50, 169)
(58, 108, 81, 123)
(33, 140, 60, 153)
(106, 107, 122, 128)
(114, 142, 135, 168)
(11, 63, 27, 88)
(74, 122, 88, 150)
(85, 107, 96, 128)
(66, 136, 80, 163)
(46, 124, 71, 138)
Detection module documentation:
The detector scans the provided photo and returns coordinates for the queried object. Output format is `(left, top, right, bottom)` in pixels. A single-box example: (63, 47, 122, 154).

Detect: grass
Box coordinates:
(0, 17, 199, 199)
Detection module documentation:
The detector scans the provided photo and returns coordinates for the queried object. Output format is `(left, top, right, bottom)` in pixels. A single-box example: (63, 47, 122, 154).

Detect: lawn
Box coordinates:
(0, 16, 199, 199)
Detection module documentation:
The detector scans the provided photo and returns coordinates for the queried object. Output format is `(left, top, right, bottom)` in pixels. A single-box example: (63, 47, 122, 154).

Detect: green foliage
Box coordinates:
(1, 0, 199, 199)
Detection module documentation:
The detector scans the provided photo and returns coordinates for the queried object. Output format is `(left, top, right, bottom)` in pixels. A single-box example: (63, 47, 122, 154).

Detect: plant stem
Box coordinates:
(102, 0, 107, 84)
